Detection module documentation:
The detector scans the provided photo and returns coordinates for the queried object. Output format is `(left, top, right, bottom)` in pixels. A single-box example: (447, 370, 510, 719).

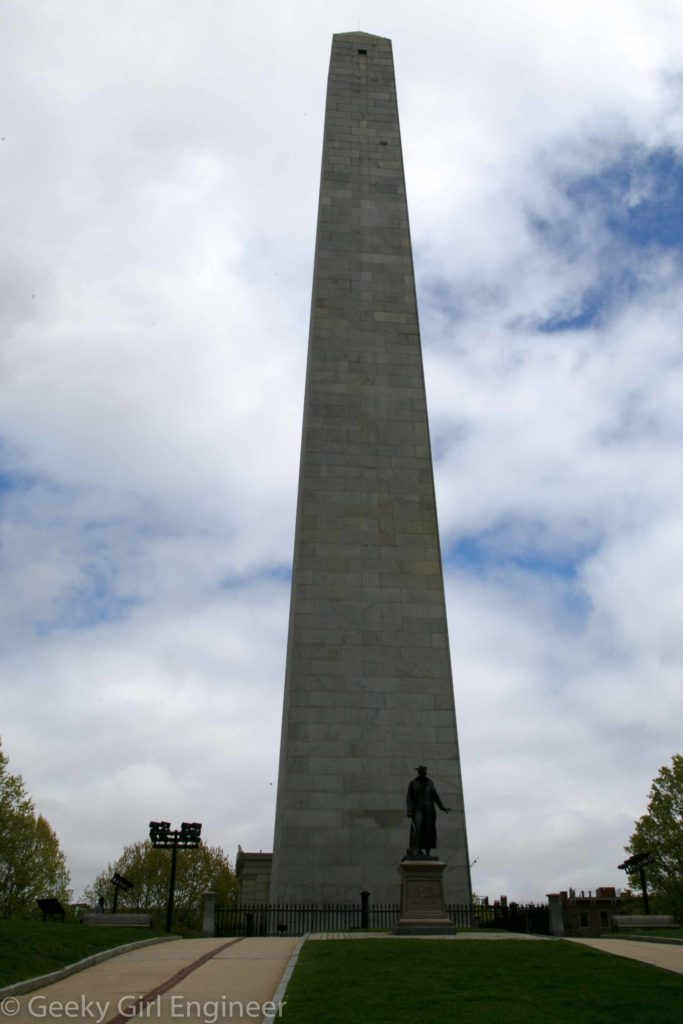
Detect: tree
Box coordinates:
(83, 839, 238, 932)
(625, 754, 683, 918)
(0, 741, 72, 917)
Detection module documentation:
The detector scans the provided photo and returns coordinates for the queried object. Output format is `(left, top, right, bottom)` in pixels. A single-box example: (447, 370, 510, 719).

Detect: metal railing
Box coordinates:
(215, 901, 549, 937)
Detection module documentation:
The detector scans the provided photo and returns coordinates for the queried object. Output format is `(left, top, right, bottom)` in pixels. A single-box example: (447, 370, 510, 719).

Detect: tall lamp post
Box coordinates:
(149, 821, 202, 932)
(618, 851, 656, 915)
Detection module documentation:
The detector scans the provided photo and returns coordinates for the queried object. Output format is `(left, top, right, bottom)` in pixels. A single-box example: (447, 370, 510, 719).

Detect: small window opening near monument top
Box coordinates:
(358, 48, 367, 55)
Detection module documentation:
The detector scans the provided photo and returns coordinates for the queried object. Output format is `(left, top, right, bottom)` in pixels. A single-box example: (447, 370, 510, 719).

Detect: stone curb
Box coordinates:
(611, 934, 683, 947)
(0, 936, 182, 999)
(261, 935, 307, 1024)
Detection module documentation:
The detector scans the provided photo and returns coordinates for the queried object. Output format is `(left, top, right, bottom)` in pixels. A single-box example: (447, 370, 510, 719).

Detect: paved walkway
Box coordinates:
(309, 930, 550, 940)
(4, 932, 682, 1024)
(568, 937, 683, 975)
(3, 938, 298, 1024)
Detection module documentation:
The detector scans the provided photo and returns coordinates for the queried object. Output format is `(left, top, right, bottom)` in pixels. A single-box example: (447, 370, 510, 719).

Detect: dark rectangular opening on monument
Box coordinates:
(358, 49, 367, 55)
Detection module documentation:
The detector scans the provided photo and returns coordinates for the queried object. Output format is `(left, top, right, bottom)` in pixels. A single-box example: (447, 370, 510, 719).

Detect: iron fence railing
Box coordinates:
(215, 901, 549, 937)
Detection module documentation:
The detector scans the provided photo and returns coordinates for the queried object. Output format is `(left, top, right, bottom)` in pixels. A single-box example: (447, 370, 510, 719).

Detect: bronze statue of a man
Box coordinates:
(406, 765, 450, 857)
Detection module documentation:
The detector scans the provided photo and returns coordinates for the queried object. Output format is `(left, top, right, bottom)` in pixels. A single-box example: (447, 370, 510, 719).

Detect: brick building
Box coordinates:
(547, 887, 623, 937)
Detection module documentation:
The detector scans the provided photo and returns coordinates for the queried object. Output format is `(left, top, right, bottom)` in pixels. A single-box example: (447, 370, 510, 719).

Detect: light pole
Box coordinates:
(149, 821, 202, 932)
(110, 872, 134, 913)
(618, 851, 656, 915)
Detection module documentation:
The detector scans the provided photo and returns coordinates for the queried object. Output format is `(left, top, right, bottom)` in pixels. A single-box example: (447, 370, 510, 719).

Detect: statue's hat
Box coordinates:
(415, 765, 428, 773)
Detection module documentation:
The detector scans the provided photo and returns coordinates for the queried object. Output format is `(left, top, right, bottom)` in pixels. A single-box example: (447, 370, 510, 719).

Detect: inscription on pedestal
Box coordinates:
(406, 880, 442, 914)
(394, 859, 455, 934)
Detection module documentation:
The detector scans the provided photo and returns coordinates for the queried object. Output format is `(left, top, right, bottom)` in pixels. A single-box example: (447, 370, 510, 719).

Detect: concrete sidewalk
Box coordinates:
(3, 938, 298, 1024)
(309, 930, 551, 940)
(568, 937, 683, 975)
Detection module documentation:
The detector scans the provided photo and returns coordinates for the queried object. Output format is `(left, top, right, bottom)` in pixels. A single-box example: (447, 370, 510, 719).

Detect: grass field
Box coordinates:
(282, 938, 683, 1024)
(0, 921, 165, 988)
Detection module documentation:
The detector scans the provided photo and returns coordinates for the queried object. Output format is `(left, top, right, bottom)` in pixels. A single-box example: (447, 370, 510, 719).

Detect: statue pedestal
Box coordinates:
(393, 859, 455, 935)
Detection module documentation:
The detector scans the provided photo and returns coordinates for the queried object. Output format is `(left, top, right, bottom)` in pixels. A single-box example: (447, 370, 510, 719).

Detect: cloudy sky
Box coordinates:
(2, 0, 683, 903)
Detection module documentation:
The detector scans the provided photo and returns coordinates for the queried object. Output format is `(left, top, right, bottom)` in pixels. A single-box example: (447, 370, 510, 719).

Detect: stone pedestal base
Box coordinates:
(393, 859, 455, 935)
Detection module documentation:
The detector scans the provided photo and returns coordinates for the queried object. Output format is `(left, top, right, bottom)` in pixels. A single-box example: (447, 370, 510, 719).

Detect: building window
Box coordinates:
(579, 913, 589, 929)
(358, 49, 367, 55)
(600, 911, 609, 928)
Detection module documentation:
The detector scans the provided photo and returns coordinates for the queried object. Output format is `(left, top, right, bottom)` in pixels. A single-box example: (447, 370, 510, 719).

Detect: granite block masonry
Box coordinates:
(269, 31, 472, 905)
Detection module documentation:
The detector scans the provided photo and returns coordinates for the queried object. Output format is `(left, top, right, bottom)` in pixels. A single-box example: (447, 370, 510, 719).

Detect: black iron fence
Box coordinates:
(215, 901, 549, 937)
(474, 901, 550, 935)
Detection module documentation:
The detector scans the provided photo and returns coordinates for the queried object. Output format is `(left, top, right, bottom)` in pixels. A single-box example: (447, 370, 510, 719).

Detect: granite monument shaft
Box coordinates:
(270, 31, 471, 904)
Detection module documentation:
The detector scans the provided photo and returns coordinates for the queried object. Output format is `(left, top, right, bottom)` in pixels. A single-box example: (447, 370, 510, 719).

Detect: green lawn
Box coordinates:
(282, 939, 683, 1024)
(0, 921, 165, 988)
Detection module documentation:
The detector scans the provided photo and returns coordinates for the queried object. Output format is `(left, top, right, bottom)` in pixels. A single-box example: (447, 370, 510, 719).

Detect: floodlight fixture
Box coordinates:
(149, 820, 202, 849)
(618, 851, 656, 871)
(110, 872, 134, 913)
(618, 850, 656, 914)
(148, 820, 203, 931)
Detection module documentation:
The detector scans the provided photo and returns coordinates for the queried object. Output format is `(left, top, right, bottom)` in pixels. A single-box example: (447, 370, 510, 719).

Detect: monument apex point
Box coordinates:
(332, 31, 391, 42)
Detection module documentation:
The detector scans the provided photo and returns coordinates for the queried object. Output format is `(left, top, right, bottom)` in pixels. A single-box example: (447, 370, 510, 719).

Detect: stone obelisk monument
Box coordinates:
(270, 31, 471, 905)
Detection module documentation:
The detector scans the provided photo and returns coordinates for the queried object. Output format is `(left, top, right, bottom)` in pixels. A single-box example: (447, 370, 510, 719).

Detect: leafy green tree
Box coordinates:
(0, 742, 72, 917)
(626, 754, 683, 918)
(83, 839, 238, 932)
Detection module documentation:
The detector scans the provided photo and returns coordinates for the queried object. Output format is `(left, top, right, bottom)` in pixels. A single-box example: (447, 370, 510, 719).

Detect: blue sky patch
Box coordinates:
(219, 564, 292, 590)
(0, 463, 54, 500)
(0, 469, 36, 495)
(567, 146, 683, 250)
(529, 146, 683, 332)
(417, 148, 683, 337)
(445, 518, 600, 582)
(35, 561, 139, 634)
(534, 268, 640, 333)
(445, 522, 596, 623)
(419, 274, 507, 329)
